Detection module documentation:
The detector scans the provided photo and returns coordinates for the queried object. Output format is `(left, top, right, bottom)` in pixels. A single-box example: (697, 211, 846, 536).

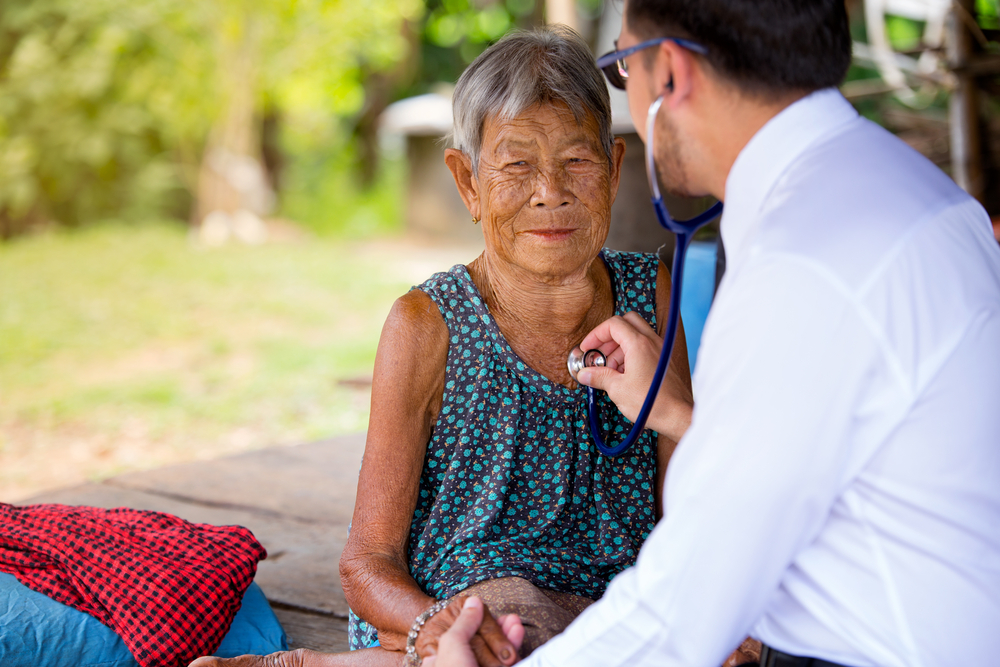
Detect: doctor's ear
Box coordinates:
(658, 40, 695, 106)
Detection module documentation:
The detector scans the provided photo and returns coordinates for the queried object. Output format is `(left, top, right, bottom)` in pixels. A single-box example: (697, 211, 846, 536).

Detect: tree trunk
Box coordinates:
(546, 0, 579, 32)
(194, 12, 272, 228)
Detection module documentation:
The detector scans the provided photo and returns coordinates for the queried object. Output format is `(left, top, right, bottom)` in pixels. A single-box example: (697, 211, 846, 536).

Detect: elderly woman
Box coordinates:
(190, 26, 693, 667)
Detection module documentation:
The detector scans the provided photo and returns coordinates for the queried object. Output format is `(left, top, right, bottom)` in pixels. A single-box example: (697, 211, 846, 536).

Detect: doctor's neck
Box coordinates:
(665, 66, 808, 202)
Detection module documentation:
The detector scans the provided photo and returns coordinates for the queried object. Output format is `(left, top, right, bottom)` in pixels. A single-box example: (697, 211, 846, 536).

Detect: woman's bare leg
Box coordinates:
(188, 646, 403, 667)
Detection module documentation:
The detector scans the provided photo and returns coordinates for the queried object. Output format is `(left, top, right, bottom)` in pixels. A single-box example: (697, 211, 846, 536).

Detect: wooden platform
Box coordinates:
(20, 432, 369, 653)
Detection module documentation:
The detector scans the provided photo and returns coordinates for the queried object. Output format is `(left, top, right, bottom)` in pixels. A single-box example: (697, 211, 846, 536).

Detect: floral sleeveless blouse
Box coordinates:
(348, 249, 660, 649)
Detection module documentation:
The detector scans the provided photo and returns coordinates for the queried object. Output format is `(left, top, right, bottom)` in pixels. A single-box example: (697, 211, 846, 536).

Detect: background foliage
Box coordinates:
(0, 0, 422, 238)
(3, 0, 1000, 239)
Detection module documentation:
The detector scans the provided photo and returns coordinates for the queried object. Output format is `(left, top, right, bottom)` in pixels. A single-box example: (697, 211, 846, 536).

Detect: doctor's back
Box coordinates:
(694, 91, 1000, 666)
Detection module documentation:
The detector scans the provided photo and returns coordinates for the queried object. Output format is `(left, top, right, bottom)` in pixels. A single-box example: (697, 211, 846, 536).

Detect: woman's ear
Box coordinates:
(444, 148, 481, 221)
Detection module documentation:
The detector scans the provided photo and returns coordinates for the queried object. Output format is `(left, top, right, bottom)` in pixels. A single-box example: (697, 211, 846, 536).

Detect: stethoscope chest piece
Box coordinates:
(567, 346, 606, 382)
(567, 94, 722, 458)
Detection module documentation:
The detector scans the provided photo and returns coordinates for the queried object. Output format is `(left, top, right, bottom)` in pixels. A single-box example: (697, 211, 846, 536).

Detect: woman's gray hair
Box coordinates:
(452, 26, 613, 173)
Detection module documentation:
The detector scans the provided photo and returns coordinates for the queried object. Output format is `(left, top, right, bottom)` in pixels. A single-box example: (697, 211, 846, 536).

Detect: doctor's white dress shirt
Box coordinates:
(522, 89, 1000, 667)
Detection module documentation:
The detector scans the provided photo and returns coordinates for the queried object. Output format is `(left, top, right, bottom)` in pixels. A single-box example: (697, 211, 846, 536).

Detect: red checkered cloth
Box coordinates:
(0, 503, 267, 667)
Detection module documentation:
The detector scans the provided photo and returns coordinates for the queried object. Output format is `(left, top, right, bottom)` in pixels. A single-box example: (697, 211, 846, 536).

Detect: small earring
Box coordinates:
(472, 217, 479, 224)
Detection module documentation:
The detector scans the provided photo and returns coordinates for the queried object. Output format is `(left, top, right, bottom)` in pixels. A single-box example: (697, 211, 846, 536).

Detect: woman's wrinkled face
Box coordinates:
(474, 102, 622, 280)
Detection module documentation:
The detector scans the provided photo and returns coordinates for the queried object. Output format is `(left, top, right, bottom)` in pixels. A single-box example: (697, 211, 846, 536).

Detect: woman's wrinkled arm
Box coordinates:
(339, 289, 447, 650)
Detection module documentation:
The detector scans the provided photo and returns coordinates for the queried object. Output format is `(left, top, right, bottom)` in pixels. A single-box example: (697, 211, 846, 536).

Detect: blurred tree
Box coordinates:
(411, 0, 543, 95)
(403, 0, 602, 97)
(199, 0, 421, 215)
(0, 0, 215, 237)
(0, 0, 421, 237)
(979, 0, 1000, 29)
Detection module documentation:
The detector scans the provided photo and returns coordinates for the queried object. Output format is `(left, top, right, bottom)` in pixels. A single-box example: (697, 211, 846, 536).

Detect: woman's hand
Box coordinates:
(576, 311, 693, 443)
(723, 637, 762, 666)
(423, 598, 525, 667)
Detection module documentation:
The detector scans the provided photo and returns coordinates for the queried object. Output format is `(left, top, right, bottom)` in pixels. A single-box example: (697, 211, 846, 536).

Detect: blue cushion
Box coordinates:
(214, 581, 288, 658)
(679, 239, 719, 371)
(0, 573, 287, 667)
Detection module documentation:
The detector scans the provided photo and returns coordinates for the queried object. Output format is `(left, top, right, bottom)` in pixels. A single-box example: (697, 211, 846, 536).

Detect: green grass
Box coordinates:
(0, 221, 477, 499)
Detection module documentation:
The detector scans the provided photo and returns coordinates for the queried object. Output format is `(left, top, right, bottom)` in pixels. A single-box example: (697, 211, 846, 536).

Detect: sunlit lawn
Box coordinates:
(0, 222, 480, 501)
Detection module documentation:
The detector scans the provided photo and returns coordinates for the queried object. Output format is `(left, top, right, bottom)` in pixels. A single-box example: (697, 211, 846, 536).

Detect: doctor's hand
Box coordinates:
(423, 597, 525, 667)
(417, 595, 519, 667)
(577, 312, 693, 443)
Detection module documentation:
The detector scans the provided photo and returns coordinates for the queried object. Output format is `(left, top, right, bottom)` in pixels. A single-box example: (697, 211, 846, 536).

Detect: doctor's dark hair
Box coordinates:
(626, 0, 851, 96)
(451, 26, 614, 173)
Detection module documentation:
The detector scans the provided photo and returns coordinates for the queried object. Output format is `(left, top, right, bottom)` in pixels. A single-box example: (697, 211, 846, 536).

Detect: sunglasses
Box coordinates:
(596, 37, 709, 90)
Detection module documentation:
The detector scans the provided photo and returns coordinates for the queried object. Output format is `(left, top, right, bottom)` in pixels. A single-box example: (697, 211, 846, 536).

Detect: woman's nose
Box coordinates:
(529, 170, 572, 210)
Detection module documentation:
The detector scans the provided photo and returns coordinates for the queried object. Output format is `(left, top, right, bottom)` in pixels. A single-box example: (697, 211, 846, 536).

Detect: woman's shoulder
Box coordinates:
(414, 264, 468, 300)
(601, 248, 661, 296)
(412, 263, 494, 327)
(394, 262, 487, 340)
(384, 288, 449, 348)
(601, 249, 662, 327)
(601, 248, 660, 277)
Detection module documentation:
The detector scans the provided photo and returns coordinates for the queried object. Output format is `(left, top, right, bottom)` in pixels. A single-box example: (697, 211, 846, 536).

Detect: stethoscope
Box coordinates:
(567, 95, 722, 457)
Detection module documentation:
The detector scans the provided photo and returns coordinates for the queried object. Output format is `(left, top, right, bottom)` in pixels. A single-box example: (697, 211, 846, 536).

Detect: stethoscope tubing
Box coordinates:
(587, 95, 722, 457)
(588, 227, 693, 456)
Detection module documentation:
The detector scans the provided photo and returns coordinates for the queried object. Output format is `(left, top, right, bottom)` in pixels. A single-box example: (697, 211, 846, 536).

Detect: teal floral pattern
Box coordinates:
(348, 249, 660, 650)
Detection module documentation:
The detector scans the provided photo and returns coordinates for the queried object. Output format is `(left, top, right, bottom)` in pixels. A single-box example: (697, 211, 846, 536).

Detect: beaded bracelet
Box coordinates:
(403, 598, 451, 667)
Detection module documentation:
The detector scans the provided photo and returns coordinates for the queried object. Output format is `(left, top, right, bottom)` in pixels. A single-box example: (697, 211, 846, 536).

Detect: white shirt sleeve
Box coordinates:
(522, 256, 885, 667)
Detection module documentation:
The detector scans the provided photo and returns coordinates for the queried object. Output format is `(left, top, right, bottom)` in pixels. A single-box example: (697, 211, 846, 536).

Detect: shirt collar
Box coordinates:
(720, 88, 859, 265)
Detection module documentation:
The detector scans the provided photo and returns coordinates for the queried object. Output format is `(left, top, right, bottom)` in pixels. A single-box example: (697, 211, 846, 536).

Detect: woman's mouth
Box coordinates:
(523, 228, 577, 241)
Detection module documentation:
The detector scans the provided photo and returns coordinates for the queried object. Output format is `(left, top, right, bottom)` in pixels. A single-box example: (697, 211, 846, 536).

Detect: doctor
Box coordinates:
(426, 0, 1000, 666)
